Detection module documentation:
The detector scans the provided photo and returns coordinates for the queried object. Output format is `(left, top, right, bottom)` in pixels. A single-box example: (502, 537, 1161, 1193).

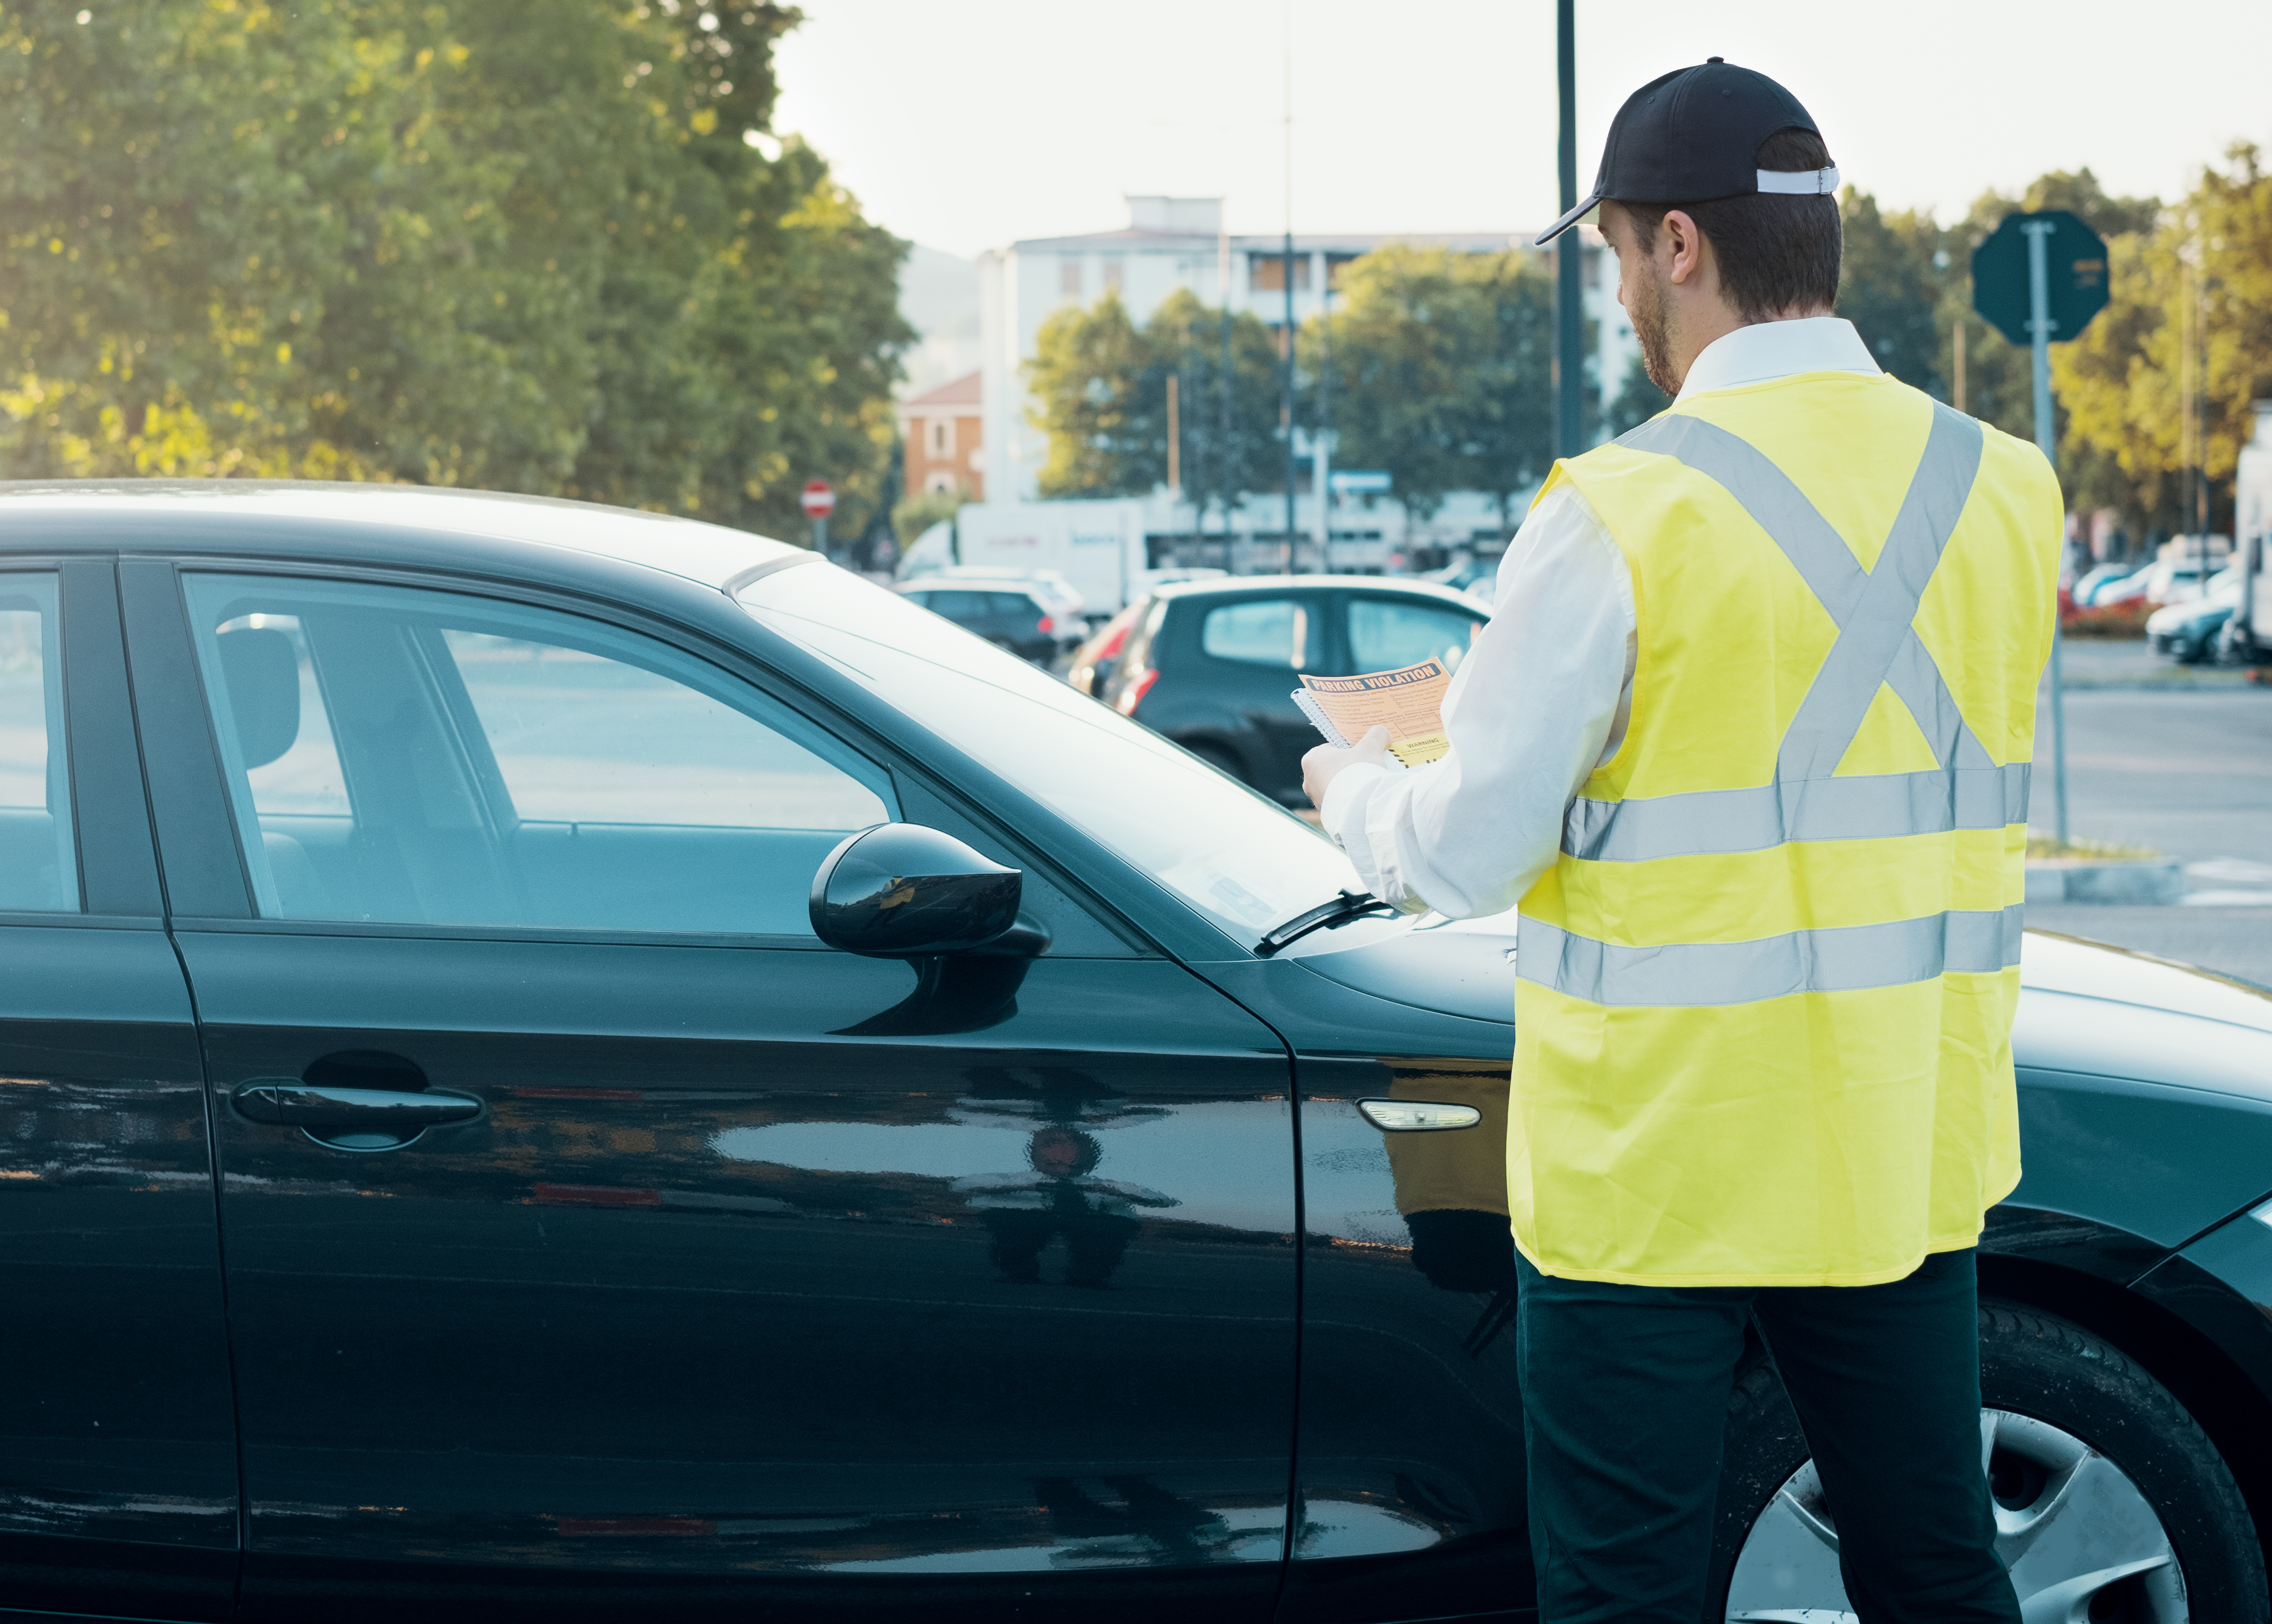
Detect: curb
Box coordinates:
(2024, 860, 2185, 905)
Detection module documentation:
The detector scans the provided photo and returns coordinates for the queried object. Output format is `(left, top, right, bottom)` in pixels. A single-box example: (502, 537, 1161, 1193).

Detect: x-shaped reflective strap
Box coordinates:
(1617, 404, 1992, 780)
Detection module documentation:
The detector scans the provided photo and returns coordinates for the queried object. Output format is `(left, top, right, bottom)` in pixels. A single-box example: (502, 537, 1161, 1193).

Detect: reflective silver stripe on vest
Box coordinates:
(1516, 904, 2025, 1008)
(1565, 404, 2023, 863)
(1562, 761, 2031, 862)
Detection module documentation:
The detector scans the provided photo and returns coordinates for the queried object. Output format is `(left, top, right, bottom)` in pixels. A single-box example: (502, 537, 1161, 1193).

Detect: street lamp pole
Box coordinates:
(1553, 0, 1584, 459)
(1282, 0, 1298, 570)
(2023, 218, 2070, 847)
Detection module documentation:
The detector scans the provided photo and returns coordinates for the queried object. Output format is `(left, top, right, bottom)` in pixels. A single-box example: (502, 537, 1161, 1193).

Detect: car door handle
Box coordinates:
(231, 1079, 482, 1129)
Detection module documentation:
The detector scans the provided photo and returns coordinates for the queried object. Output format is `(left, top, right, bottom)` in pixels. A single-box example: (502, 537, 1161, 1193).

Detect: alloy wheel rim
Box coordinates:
(1724, 1407, 2186, 1623)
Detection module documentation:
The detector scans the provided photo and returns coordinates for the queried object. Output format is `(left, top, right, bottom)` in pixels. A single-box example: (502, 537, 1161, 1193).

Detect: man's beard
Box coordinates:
(1627, 266, 1678, 395)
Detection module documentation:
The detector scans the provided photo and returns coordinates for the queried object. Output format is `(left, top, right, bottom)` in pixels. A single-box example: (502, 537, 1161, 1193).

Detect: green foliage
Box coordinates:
(891, 486, 960, 545)
(1839, 194, 1945, 393)
(1604, 364, 1671, 438)
(0, 0, 912, 538)
(1320, 246, 1560, 525)
(2054, 144, 2272, 539)
(1025, 288, 1280, 509)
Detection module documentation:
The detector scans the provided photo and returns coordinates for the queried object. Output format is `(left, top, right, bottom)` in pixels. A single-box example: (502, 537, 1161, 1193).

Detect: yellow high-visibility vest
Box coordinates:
(1512, 369, 2062, 1288)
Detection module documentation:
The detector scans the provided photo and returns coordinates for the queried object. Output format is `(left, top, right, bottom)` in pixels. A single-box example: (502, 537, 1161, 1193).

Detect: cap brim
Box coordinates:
(1534, 193, 1600, 246)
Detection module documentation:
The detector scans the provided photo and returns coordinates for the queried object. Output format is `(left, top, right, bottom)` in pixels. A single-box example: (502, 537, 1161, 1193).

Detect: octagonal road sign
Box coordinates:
(1972, 210, 2109, 348)
(800, 479, 836, 519)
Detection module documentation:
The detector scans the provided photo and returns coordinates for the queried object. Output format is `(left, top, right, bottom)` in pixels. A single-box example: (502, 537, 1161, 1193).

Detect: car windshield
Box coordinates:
(739, 563, 1361, 949)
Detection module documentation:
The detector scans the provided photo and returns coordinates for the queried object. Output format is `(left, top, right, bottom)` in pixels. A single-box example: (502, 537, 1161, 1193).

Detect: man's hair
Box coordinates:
(1620, 128, 1841, 322)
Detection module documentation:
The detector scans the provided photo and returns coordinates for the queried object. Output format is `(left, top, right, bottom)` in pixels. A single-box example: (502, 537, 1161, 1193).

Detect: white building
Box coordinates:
(977, 195, 1636, 534)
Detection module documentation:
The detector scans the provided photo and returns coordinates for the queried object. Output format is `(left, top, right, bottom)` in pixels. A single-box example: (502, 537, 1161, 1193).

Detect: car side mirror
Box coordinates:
(809, 823, 1044, 959)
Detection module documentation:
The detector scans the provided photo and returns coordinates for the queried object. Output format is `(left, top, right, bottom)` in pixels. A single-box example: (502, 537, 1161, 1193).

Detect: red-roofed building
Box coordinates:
(898, 371, 984, 500)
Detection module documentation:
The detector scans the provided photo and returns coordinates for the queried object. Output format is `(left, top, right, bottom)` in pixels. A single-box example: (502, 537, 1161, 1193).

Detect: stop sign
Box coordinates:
(800, 480, 836, 519)
(1971, 211, 2109, 349)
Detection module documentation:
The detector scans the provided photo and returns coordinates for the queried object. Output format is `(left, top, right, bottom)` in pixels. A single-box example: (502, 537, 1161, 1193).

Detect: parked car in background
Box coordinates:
(2073, 560, 2136, 606)
(1100, 576, 1488, 803)
(2143, 558, 2218, 607)
(898, 580, 1077, 662)
(1424, 552, 1499, 606)
(2148, 565, 2242, 662)
(1067, 601, 1142, 698)
(2084, 563, 2156, 608)
(907, 566, 1086, 627)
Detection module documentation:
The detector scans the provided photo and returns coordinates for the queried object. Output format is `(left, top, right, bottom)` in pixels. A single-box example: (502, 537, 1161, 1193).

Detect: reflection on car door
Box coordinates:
(124, 563, 1299, 1624)
(0, 560, 237, 1620)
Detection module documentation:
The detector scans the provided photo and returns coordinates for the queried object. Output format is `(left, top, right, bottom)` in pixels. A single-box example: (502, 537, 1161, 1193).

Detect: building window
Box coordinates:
(927, 417, 954, 458)
(1249, 253, 1312, 293)
(1101, 255, 1125, 293)
(1060, 257, 1083, 299)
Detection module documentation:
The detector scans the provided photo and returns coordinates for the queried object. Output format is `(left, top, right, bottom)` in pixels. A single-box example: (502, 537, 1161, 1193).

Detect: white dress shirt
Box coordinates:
(1321, 317, 1883, 917)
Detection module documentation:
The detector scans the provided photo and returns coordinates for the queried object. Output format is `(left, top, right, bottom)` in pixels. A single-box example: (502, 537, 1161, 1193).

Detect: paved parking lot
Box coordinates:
(2028, 642, 2272, 987)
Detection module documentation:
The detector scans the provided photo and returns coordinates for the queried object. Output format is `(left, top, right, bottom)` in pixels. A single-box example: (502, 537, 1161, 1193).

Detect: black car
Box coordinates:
(900, 580, 1070, 662)
(1099, 576, 1488, 803)
(1, 481, 2269, 1624)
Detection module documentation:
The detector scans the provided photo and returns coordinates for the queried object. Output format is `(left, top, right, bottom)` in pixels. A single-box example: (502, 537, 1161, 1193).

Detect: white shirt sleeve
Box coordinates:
(1318, 484, 1637, 918)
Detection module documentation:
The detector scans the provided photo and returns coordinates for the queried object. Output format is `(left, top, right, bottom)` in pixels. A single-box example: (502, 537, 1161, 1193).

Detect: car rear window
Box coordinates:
(1201, 599, 1314, 668)
(1347, 596, 1483, 672)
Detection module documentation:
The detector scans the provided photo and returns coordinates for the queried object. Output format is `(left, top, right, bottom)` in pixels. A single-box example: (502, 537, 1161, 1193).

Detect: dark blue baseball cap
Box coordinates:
(1536, 59, 1834, 245)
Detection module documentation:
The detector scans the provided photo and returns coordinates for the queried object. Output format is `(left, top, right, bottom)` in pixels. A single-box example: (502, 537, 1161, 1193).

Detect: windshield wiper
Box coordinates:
(1254, 890, 1397, 957)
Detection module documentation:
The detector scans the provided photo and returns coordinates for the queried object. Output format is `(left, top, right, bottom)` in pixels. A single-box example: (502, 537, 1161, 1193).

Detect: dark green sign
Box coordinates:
(1971, 210, 2109, 347)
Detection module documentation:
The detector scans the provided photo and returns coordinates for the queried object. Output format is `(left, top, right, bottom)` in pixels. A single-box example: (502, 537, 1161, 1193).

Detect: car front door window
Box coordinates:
(0, 574, 76, 910)
(182, 575, 890, 935)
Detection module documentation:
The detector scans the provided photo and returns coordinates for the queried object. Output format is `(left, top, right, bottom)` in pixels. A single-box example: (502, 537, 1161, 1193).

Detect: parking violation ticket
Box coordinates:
(1293, 659, 1452, 767)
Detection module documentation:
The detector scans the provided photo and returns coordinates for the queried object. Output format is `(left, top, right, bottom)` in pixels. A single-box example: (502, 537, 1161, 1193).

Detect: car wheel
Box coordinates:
(1712, 1302, 2267, 1623)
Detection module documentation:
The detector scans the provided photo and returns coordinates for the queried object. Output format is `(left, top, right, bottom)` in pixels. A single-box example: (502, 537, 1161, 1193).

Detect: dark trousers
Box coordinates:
(1515, 1247, 2022, 1624)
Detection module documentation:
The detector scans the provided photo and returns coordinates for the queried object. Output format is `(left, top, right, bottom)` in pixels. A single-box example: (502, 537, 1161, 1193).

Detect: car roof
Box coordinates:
(1149, 573, 1487, 612)
(0, 480, 805, 593)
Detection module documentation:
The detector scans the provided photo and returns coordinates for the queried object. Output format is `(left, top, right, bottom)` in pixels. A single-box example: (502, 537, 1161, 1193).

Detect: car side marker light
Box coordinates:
(1356, 1099, 1482, 1132)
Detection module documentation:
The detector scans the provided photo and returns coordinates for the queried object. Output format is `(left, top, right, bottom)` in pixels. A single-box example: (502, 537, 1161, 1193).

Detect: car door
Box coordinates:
(121, 559, 1299, 1624)
(0, 558, 238, 1621)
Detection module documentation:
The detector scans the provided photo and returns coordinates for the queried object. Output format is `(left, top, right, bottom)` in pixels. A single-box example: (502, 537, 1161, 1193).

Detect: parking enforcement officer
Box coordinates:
(1304, 60, 2058, 1624)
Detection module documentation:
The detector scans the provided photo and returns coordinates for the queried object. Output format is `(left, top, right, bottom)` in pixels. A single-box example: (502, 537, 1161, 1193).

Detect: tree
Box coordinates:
(2054, 145, 2272, 540)
(0, 0, 912, 539)
(1322, 246, 1560, 530)
(1838, 193, 1945, 394)
(1024, 288, 1279, 509)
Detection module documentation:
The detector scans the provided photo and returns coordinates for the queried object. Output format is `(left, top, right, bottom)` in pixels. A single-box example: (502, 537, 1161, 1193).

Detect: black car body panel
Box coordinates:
(0, 484, 2269, 1621)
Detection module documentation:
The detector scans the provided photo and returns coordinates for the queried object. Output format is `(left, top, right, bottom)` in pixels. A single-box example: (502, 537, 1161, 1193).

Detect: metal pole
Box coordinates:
(2023, 219, 2069, 846)
(1553, 0, 1583, 458)
(813, 515, 828, 560)
(1282, 1, 1297, 571)
(1314, 269, 1331, 560)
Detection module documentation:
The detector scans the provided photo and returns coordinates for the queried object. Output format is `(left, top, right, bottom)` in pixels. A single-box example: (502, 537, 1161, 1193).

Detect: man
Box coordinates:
(1304, 61, 2057, 1624)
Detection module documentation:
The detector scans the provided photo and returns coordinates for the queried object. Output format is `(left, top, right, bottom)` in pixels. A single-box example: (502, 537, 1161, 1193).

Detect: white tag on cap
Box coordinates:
(1756, 166, 1839, 195)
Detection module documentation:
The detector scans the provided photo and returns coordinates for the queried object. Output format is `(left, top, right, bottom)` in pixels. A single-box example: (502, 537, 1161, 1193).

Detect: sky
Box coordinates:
(772, 0, 2272, 263)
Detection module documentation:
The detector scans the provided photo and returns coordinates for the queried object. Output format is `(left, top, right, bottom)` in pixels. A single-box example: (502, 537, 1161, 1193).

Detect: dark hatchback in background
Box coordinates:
(0, 483, 2269, 1624)
(1092, 576, 1489, 803)
(899, 579, 1075, 663)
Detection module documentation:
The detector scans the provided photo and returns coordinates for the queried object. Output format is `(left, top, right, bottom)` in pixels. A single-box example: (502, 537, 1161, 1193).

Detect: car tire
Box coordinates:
(1710, 1301, 2268, 1623)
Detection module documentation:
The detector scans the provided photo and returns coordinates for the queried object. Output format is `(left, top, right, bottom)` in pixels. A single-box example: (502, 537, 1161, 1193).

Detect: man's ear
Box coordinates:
(1661, 208, 1707, 287)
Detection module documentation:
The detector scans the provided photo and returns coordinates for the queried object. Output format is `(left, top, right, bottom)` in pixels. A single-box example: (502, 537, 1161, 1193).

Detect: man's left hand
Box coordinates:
(1302, 724, 1393, 812)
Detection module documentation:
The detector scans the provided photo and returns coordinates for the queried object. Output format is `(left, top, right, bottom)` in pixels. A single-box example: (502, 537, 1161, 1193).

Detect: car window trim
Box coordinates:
(164, 914, 843, 951)
(124, 553, 1154, 953)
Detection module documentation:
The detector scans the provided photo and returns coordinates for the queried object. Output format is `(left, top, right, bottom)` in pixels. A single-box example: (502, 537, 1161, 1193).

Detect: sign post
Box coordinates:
(801, 479, 836, 558)
(1971, 209, 2109, 848)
